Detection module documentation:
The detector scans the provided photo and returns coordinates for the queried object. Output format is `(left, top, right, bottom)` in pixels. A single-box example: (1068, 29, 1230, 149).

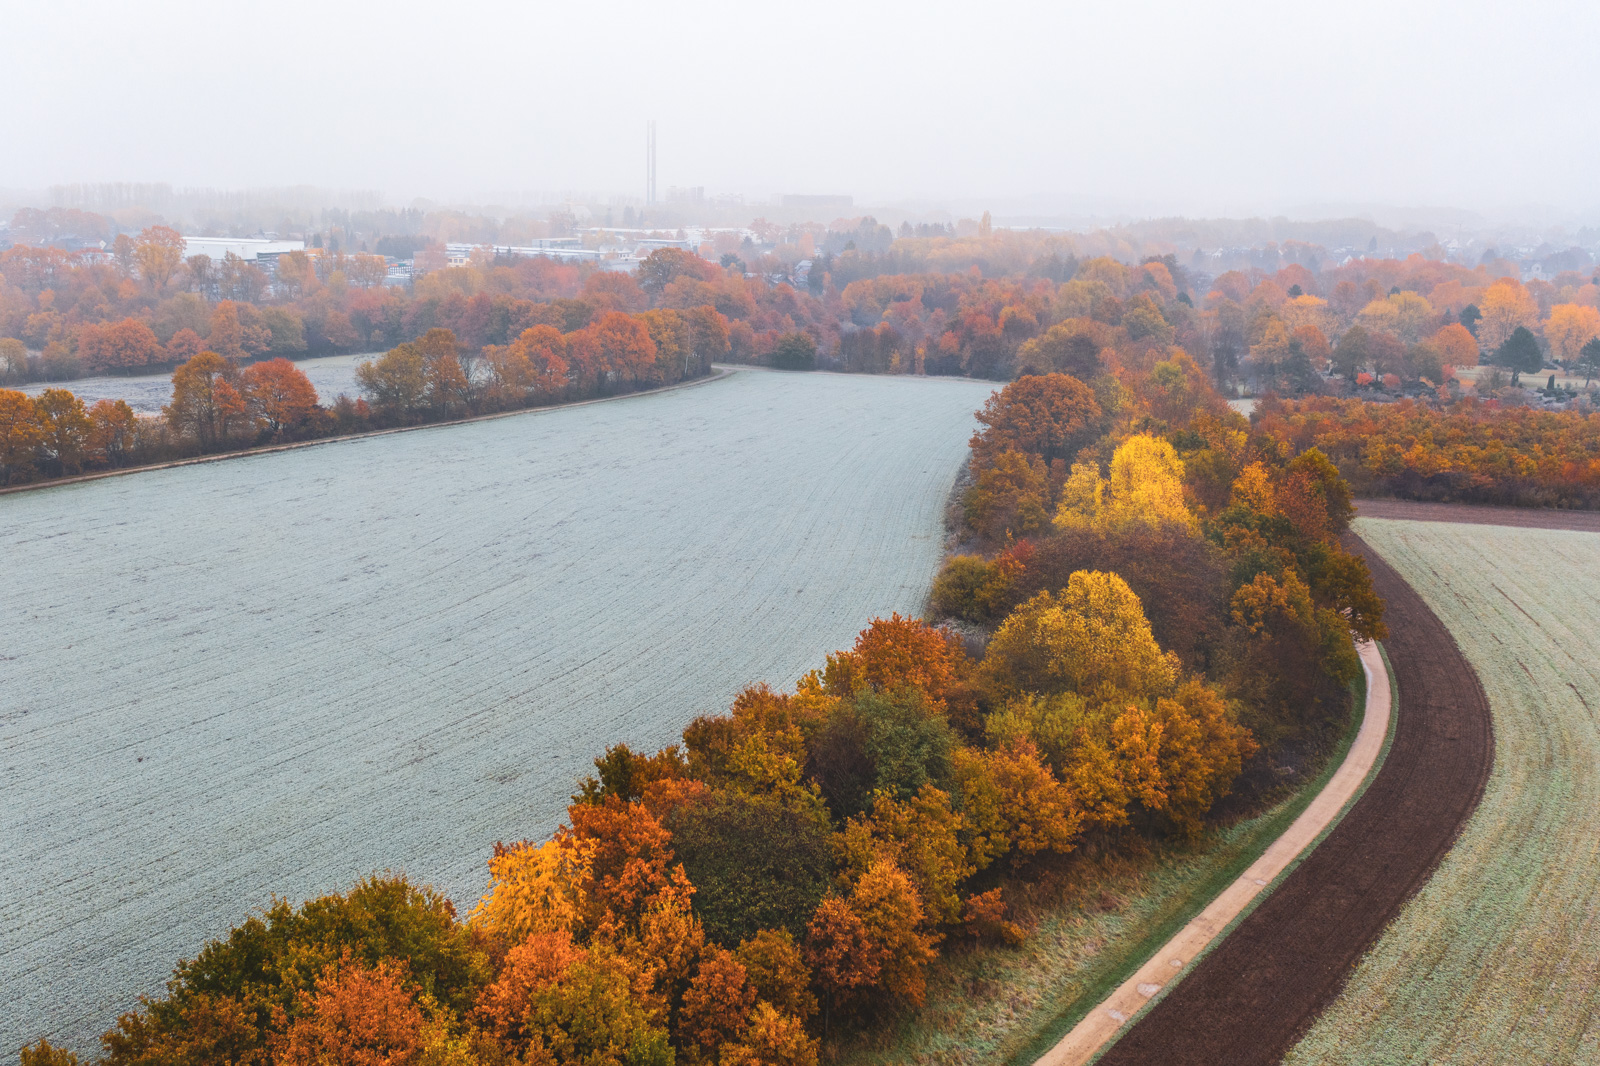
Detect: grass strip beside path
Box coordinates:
(834, 664, 1374, 1066)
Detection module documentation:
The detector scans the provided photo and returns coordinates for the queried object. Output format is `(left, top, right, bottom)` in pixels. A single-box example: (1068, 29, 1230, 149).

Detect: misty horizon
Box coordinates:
(7, 0, 1600, 226)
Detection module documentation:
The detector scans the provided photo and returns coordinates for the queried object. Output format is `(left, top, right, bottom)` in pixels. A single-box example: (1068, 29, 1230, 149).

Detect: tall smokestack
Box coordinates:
(646, 120, 657, 205)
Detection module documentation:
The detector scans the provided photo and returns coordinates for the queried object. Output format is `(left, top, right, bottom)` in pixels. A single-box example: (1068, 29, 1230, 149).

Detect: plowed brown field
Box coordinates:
(1092, 536, 1494, 1066)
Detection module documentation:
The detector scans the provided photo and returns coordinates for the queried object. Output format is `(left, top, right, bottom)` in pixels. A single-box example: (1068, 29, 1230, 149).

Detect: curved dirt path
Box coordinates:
(1086, 538, 1495, 1066)
(1355, 499, 1600, 533)
(1036, 639, 1391, 1066)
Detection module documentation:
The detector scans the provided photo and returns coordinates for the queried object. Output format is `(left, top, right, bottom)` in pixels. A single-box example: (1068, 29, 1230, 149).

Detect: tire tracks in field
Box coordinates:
(1091, 534, 1495, 1066)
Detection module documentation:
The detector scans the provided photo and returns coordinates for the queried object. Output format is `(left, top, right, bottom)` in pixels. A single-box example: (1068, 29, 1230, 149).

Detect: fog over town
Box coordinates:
(5, 0, 1600, 225)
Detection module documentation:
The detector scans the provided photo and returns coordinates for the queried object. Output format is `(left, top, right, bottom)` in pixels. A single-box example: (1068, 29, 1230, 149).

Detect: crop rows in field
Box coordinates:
(1286, 519, 1600, 1064)
(0, 368, 996, 1054)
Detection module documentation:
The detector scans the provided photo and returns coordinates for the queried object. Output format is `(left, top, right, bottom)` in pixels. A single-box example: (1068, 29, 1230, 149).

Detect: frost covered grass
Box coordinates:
(1287, 518, 1600, 1064)
(0, 368, 996, 1054)
(18, 351, 375, 412)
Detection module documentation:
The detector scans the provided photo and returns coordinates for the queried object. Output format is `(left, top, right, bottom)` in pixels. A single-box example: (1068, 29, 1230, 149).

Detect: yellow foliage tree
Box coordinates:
(469, 839, 589, 943)
(1545, 303, 1600, 363)
(720, 1001, 818, 1066)
(1103, 434, 1195, 531)
(951, 739, 1084, 867)
(982, 570, 1180, 700)
(1477, 278, 1539, 351)
(1055, 434, 1194, 534)
(1357, 291, 1434, 344)
(1052, 461, 1103, 530)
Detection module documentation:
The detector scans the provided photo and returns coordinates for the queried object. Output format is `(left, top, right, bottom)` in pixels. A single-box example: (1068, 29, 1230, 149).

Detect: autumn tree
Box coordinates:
(820, 614, 974, 719)
(719, 1002, 818, 1066)
(1476, 278, 1539, 351)
(1545, 303, 1600, 364)
(0, 387, 43, 483)
(735, 930, 817, 1023)
(243, 358, 319, 436)
(1432, 322, 1479, 368)
(1357, 290, 1433, 344)
(951, 739, 1083, 867)
(676, 946, 756, 1062)
(513, 948, 673, 1066)
(963, 449, 1050, 542)
(1014, 321, 1108, 379)
(276, 955, 426, 1066)
(474, 929, 586, 1047)
(485, 325, 570, 404)
(1066, 433, 1196, 533)
(470, 840, 589, 965)
(133, 225, 187, 291)
(970, 373, 1101, 467)
(87, 399, 139, 466)
(77, 318, 162, 372)
(208, 300, 245, 358)
(18, 1041, 80, 1066)
(638, 247, 720, 295)
(166, 350, 248, 447)
(982, 570, 1179, 700)
(562, 797, 691, 937)
(357, 345, 429, 420)
(834, 786, 971, 926)
(845, 858, 937, 1006)
(803, 898, 877, 1032)
(33, 388, 91, 474)
(166, 326, 204, 363)
(590, 311, 659, 384)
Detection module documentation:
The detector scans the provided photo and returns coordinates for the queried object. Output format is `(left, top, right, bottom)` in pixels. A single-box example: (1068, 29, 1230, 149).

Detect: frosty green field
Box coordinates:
(1286, 518, 1600, 1064)
(0, 368, 996, 1054)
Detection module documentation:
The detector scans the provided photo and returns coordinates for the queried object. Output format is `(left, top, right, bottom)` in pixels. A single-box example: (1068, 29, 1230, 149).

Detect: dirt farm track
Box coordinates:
(1095, 528, 1496, 1065)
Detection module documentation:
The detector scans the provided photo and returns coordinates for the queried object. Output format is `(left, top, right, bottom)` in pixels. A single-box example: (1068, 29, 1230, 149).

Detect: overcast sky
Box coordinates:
(7, 0, 1598, 219)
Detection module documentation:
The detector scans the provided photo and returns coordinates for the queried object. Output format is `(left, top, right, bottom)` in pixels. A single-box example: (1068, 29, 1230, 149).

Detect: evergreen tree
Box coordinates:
(1493, 326, 1543, 385)
(1577, 337, 1600, 386)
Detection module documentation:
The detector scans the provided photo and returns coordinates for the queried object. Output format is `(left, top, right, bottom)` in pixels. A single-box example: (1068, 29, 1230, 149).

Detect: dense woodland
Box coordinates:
(22, 355, 1385, 1066)
(4, 218, 1600, 495)
(1253, 395, 1600, 508)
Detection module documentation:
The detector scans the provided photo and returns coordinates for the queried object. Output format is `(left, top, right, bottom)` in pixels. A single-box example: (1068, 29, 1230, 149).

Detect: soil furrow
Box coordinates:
(1092, 535, 1494, 1066)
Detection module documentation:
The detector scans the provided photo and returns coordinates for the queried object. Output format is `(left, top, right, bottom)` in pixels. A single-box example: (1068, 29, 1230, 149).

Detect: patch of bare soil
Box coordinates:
(1093, 536, 1494, 1066)
(1356, 498, 1600, 532)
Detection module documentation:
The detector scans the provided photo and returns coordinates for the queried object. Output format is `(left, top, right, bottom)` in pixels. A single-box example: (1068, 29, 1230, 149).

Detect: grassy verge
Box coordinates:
(832, 671, 1373, 1066)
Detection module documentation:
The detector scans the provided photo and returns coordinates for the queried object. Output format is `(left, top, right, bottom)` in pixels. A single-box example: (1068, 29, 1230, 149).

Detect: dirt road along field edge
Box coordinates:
(1086, 536, 1495, 1066)
(1033, 640, 1392, 1066)
(1355, 498, 1600, 533)
(0, 368, 737, 498)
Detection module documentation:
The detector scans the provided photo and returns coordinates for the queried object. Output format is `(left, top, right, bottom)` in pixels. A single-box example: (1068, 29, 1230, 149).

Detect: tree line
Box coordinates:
(22, 359, 1385, 1066)
(0, 308, 725, 486)
(1253, 394, 1600, 508)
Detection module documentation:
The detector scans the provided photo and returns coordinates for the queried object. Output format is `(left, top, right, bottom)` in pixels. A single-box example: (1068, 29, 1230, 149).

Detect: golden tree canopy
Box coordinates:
(1055, 433, 1195, 533)
(982, 570, 1179, 700)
